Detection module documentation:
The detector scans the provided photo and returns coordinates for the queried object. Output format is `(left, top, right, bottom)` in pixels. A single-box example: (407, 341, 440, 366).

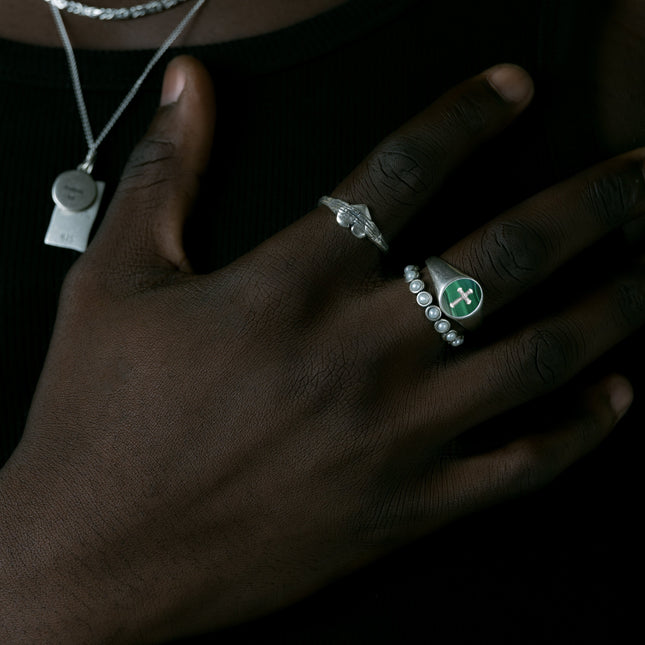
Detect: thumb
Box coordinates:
(89, 55, 216, 272)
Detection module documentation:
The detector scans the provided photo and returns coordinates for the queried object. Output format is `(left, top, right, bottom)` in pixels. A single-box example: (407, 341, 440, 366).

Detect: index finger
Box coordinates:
(289, 64, 534, 267)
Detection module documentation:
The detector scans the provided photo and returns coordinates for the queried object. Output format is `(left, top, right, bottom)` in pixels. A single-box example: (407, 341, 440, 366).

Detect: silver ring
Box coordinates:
(404, 265, 464, 347)
(318, 196, 389, 252)
(425, 257, 483, 330)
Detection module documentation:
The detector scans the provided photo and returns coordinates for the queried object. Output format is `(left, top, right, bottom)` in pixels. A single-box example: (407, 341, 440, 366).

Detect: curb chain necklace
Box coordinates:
(45, 0, 207, 252)
(42, 0, 193, 21)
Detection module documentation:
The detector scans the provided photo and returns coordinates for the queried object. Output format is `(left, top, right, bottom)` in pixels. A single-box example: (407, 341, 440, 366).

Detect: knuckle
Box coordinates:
(502, 443, 552, 495)
(439, 92, 490, 140)
(504, 321, 585, 395)
(117, 137, 178, 196)
(349, 91, 494, 212)
(364, 136, 434, 208)
(476, 219, 552, 292)
(614, 273, 645, 327)
(580, 165, 642, 228)
(572, 413, 603, 451)
(525, 328, 571, 391)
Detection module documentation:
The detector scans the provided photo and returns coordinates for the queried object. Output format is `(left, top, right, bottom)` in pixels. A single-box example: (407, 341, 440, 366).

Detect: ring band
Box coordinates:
(318, 196, 389, 252)
(404, 265, 464, 347)
(425, 257, 483, 330)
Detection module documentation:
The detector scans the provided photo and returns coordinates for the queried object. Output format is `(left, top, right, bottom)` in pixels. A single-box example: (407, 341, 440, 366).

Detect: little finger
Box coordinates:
(424, 374, 632, 521)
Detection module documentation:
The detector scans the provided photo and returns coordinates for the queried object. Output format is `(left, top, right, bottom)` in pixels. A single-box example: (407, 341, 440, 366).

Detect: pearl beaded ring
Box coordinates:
(404, 265, 464, 347)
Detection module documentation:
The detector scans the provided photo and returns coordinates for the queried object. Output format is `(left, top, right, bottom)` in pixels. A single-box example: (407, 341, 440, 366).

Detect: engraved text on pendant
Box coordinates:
(52, 169, 98, 212)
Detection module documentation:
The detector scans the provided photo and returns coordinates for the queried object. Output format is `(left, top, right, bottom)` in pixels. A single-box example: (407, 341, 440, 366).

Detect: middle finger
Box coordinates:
(378, 149, 645, 341)
(447, 150, 645, 313)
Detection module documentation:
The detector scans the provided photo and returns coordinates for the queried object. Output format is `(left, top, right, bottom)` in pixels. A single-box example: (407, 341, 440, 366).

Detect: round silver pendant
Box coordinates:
(51, 169, 98, 213)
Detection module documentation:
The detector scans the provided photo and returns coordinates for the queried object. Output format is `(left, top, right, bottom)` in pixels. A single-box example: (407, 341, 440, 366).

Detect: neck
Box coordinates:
(0, 0, 348, 49)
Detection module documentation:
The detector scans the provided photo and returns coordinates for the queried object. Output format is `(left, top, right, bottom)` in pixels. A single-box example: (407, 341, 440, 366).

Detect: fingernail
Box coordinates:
(607, 375, 634, 420)
(161, 62, 186, 106)
(487, 64, 534, 104)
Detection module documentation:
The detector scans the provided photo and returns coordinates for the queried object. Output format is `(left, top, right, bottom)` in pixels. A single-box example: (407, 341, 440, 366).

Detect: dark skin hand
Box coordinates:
(0, 57, 643, 643)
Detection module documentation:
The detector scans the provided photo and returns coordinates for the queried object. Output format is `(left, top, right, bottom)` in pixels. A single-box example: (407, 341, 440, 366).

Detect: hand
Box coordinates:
(1, 57, 642, 643)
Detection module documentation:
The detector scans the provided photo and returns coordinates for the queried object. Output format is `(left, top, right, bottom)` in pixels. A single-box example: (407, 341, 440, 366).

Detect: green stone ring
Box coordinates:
(425, 257, 484, 330)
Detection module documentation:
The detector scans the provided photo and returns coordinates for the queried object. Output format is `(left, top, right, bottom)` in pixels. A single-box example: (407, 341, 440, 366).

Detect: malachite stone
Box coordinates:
(440, 278, 482, 319)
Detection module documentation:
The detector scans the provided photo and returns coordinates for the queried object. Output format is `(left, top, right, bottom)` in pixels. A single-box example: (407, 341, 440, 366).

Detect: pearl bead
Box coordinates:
(434, 319, 451, 334)
(416, 291, 432, 306)
(409, 279, 424, 294)
(425, 306, 441, 321)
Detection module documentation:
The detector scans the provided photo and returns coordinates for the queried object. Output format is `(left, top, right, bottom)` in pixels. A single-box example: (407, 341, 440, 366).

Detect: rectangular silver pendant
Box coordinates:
(44, 181, 105, 253)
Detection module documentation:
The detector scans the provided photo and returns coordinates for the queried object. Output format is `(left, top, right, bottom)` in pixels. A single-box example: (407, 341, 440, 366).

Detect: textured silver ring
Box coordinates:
(404, 265, 464, 347)
(318, 196, 389, 252)
(425, 257, 483, 330)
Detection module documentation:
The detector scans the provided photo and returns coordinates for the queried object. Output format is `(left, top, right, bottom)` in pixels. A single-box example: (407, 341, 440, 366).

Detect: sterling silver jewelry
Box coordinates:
(425, 257, 483, 330)
(44, 0, 207, 252)
(42, 0, 194, 21)
(318, 196, 389, 252)
(404, 265, 464, 347)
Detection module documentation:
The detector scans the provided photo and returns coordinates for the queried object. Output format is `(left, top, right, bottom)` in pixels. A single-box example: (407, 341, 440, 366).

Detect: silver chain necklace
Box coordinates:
(42, 0, 194, 21)
(44, 0, 208, 252)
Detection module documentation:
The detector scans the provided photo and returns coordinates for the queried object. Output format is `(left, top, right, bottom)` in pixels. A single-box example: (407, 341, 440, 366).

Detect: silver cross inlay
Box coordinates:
(450, 287, 474, 309)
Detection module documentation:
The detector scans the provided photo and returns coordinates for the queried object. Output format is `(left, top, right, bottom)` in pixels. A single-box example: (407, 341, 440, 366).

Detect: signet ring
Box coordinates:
(425, 257, 484, 330)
